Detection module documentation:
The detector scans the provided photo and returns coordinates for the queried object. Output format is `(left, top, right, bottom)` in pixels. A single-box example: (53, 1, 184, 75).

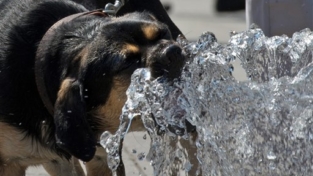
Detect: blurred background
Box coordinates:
(161, 0, 246, 43)
(26, 1, 246, 175)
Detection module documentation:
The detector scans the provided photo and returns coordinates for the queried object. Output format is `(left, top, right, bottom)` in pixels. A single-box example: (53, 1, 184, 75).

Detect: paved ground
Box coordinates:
(26, 0, 247, 175)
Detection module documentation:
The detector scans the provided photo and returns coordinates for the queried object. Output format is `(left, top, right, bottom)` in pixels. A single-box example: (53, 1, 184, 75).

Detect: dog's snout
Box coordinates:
(148, 43, 186, 80)
(163, 44, 185, 80)
(165, 45, 182, 62)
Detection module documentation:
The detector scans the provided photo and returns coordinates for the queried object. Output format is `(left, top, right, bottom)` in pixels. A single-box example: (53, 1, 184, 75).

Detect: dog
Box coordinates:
(0, 0, 186, 175)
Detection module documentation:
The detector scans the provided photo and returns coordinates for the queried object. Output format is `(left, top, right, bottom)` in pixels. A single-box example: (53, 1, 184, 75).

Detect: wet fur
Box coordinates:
(0, 0, 185, 175)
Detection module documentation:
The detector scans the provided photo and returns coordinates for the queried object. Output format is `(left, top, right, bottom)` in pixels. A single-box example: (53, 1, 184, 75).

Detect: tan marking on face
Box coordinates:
(121, 43, 140, 55)
(71, 46, 89, 69)
(90, 77, 130, 134)
(90, 76, 146, 135)
(57, 78, 74, 102)
(142, 24, 159, 40)
(79, 46, 89, 68)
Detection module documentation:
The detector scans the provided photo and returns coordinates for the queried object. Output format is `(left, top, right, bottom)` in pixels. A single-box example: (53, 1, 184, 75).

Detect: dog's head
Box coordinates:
(36, 11, 186, 161)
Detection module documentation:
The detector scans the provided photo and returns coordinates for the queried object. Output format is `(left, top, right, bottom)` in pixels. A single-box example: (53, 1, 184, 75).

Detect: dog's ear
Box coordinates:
(54, 77, 96, 162)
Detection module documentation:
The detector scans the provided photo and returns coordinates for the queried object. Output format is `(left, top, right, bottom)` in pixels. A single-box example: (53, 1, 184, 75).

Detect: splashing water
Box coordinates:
(101, 27, 313, 175)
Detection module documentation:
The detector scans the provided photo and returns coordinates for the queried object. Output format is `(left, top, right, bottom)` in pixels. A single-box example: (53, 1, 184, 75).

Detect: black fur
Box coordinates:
(71, 0, 183, 39)
(0, 0, 185, 163)
(0, 0, 87, 159)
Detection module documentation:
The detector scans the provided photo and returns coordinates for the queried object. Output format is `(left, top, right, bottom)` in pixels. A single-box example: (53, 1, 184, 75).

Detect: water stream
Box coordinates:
(101, 27, 313, 175)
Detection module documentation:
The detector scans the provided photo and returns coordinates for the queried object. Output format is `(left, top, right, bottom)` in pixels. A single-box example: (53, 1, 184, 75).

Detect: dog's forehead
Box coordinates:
(110, 13, 171, 41)
(118, 12, 158, 22)
(84, 12, 173, 59)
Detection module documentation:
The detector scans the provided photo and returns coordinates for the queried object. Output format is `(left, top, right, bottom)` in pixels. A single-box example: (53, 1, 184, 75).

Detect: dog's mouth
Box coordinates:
(146, 43, 191, 135)
(95, 43, 188, 147)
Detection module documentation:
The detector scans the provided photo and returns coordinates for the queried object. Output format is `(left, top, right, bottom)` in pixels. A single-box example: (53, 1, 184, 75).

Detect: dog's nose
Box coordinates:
(163, 44, 186, 80)
(148, 43, 186, 80)
(165, 45, 182, 61)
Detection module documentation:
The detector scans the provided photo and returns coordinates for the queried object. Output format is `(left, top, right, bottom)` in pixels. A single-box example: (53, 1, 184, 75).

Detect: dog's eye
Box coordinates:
(114, 57, 142, 77)
(119, 57, 142, 72)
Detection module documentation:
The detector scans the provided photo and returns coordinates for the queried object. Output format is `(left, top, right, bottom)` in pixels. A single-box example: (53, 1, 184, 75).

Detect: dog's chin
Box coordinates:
(56, 137, 96, 162)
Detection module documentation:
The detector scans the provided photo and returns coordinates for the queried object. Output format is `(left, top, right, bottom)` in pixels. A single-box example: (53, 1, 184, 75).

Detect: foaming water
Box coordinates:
(101, 27, 313, 175)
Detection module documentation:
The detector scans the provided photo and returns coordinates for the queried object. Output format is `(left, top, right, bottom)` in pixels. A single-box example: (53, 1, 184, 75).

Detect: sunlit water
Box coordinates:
(100, 27, 313, 175)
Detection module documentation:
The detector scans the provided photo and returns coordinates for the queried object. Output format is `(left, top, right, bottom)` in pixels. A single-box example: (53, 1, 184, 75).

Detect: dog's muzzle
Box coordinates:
(148, 42, 186, 81)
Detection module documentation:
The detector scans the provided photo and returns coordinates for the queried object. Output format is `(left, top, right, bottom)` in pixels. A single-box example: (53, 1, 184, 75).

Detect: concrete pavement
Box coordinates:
(26, 1, 247, 175)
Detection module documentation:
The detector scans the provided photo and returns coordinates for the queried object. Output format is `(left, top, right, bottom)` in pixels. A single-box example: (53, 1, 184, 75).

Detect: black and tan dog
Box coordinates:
(0, 0, 186, 175)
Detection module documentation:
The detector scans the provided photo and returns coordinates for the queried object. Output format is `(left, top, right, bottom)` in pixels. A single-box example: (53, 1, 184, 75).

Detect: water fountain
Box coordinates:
(101, 27, 313, 175)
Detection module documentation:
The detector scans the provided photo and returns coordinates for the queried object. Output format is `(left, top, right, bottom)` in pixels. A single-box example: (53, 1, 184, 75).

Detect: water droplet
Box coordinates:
(184, 161, 193, 172)
(249, 23, 259, 29)
(137, 152, 146, 161)
(230, 30, 238, 37)
(268, 162, 276, 170)
(267, 151, 276, 160)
